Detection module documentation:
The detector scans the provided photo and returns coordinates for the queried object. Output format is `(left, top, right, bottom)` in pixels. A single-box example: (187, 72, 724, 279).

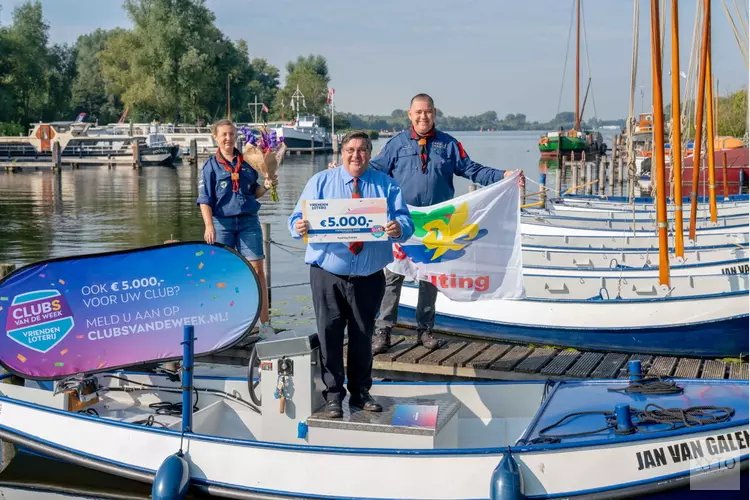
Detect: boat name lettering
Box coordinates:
(423, 273, 490, 292)
(721, 264, 750, 275)
(636, 430, 749, 471)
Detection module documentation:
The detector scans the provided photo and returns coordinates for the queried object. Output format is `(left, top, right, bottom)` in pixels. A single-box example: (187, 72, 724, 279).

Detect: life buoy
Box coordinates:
(540, 137, 549, 146)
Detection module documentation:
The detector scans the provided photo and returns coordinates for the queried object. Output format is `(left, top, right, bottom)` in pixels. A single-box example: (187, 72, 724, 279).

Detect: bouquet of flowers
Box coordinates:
(241, 126, 286, 202)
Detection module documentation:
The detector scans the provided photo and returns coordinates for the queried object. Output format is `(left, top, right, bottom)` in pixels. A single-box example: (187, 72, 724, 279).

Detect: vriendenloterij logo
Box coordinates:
(5, 290, 75, 353)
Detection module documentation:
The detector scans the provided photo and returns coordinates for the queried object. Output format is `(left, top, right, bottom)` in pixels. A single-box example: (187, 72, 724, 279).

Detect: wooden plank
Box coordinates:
(540, 349, 580, 376)
(441, 342, 489, 367)
(419, 341, 467, 366)
(465, 343, 512, 369)
(591, 353, 628, 379)
(673, 358, 701, 378)
(395, 344, 433, 364)
(373, 338, 417, 363)
(618, 354, 653, 378)
(647, 357, 677, 377)
(701, 360, 727, 379)
(515, 348, 558, 374)
(491, 346, 533, 371)
(728, 363, 749, 380)
(566, 352, 604, 378)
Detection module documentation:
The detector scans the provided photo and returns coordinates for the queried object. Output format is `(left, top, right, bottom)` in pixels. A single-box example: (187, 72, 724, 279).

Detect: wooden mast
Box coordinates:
(689, 0, 710, 241)
(650, 0, 670, 285)
(670, 0, 684, 257)
(705, 21, 718, 222)
(575, 0, 581, 130)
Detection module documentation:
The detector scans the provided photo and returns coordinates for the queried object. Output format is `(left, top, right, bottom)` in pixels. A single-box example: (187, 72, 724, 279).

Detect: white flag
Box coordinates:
(388, 173, 525, 301)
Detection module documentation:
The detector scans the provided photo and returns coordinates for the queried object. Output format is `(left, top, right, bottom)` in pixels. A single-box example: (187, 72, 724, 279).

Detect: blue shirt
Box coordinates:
(288, 166, 414, 276)
(369, 129, 506, 206)
(196, 154, 260, 217)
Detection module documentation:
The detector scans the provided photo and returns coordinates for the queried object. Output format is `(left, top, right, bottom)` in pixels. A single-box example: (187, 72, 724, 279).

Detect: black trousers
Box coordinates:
(310, 264, 385, 402)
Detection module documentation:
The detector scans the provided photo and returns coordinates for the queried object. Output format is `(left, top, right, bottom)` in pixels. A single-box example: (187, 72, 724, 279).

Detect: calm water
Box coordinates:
(0, 130, 619, 497)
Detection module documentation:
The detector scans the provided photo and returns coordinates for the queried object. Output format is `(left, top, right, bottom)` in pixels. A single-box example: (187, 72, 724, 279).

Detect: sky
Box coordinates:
(0, 0, 747, 121)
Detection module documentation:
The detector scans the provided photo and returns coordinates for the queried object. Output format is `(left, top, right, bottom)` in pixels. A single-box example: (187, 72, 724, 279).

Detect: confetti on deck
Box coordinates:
(229, 301, 235, 307)
(58, 279, 66, 285)
(195, 251, 204, 257)
(60, 349, 68, 356)
(216, 282, 226, 289)
(198, 262, 205, 270)
(16, 354, 26, 363)
(54, 362, 64, 367)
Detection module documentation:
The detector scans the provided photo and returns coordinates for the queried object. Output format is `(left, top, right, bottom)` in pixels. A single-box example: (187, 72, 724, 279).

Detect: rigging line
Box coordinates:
(682, 0, 702, 142)
(579, 0, 598, 123)
(626, 0, 639, 203)
(732, 0, 749, 44)
(722, 0, 750, 66)
(556, 0, 577, 117)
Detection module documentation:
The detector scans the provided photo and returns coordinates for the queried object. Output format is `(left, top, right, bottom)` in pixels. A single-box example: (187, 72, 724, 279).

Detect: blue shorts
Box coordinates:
(213, 215, 264, 261)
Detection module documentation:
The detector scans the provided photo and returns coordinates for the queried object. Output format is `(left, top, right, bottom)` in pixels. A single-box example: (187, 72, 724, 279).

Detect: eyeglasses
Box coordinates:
(344, 148, 369, 155)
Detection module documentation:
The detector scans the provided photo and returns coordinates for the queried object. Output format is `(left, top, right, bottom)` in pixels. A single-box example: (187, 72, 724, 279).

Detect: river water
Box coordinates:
(0, 130, 623, 497)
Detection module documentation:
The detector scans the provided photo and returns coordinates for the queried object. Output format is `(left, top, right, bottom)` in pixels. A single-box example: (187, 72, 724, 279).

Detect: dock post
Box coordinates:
(52, 141, 61, 174)
(618, 155, 624, 190)
(598, 156, 606, 195)
(608, 154, 615, 194)
(310, 137, 315, 158)
(261, 223, 272, 305)
(190, 139, 198, 167)
(570, 154, 578, 195)
(332, 135, 339, 154)
(132, 142, 142, 170)
(555, 159, 564, 195)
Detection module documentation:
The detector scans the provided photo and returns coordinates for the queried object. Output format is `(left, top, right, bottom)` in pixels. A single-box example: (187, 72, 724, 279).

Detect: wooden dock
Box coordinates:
(197, 327, 749, 382)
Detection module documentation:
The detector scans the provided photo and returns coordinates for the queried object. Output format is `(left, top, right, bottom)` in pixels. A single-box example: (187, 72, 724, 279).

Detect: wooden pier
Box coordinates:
(196, 327, 749, 382)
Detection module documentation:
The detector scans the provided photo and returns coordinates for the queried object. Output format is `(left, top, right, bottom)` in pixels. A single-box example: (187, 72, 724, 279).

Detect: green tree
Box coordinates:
(71, 29, 123, 123)
(275, 54, 330, 122)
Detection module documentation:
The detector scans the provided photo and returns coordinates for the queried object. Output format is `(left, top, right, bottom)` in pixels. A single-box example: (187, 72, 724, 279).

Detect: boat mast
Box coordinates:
(705, 21, 718, 222)
(689, 0, 710, 240)
(626, 0, 640, 203)
(670, 0, 685, 257)
(575, 0, 581, 130)
(650, 0, 670, 285)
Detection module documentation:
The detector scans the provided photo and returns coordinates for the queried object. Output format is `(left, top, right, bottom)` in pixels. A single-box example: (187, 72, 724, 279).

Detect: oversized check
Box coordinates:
(303, 198, 388, 243)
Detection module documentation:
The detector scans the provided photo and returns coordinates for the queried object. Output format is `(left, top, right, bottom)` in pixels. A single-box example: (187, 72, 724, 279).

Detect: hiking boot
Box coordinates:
(372, 327, 392, 355)
(417, 329, 439, 350)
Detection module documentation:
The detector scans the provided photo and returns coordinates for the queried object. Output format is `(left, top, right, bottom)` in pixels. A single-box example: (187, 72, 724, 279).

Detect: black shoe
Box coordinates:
(372, 327, 392, 355)
(417, 329, 439, 350)
(349, 390, 382, 412)
(324, 398, 343, 418)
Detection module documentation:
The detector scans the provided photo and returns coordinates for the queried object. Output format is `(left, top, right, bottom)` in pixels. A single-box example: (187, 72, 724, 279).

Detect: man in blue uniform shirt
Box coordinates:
(369, 93, 524, 353)
(289, 130, 414, 418)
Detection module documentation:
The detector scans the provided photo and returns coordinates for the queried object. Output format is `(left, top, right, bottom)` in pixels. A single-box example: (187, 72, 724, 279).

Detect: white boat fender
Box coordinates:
(490, 450, 525, 500)
(152, 452, 190, 500)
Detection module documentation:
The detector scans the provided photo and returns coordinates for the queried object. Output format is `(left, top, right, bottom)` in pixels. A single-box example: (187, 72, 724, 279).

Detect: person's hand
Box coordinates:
(264, 176, 278, 189)
(295, 219, 310, 236)
(504, 169, 525, 188)
(327, 161, 337, 169)
(385, 220, 402, 238)
(204, 225, 216, 245)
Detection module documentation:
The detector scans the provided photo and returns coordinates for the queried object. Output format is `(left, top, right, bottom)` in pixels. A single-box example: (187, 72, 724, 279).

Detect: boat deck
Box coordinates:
(198, 327, 749, 382)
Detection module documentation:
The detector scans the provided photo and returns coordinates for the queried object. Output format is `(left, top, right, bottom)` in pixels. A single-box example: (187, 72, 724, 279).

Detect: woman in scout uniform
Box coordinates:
(197, 119, 276, 338)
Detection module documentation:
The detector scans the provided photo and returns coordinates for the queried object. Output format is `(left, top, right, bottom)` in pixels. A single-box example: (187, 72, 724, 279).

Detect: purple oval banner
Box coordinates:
(0, 242, 260, 380)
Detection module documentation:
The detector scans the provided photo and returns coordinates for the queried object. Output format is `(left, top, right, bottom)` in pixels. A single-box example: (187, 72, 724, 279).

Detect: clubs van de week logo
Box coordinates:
(5, 290, 75, 353)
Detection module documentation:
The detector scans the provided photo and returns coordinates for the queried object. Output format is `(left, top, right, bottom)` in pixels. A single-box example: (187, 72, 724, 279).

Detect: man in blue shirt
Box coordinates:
(369, 93, 524, 353)
(289, 130, 414, 418)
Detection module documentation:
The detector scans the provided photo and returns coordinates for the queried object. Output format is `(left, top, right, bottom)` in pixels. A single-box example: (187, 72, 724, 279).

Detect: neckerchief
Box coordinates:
(215, 148, 243, 192)
(410, 126, 436, 173)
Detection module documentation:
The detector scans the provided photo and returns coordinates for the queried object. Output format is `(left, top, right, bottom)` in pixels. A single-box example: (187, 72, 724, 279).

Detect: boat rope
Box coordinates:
(625, 0, 639, 205)
(525, 177, 561, 195)
(528, 403, 735, 444)
(563, 179, 598, 195)
(722, 0, 750, 66)
(521, 200, 545, 209)
(556, 0, 578, 117)
(606, 377, 683, 395)
(579, 1, 598, 123)
(270, 239, 305, 254)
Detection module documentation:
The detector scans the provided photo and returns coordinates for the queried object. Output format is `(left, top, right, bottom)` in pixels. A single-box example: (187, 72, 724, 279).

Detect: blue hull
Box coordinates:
(397, 305, 749, 357)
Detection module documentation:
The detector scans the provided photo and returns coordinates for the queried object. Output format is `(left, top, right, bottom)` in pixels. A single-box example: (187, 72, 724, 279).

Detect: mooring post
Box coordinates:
(132, 142, 142, 170)
(262, 223, 272, 305)
(332, 134, 339, 154)
(618, 155, 624, 190)
(555, 159, 564, 195)
(310, 137, 315, 158)
(52, 141, 61, 173)
(598, 156, 606, 195)
(190, 139, 198, 167)
(608, 153, 615, 194)
(570, 155, 578, 195)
